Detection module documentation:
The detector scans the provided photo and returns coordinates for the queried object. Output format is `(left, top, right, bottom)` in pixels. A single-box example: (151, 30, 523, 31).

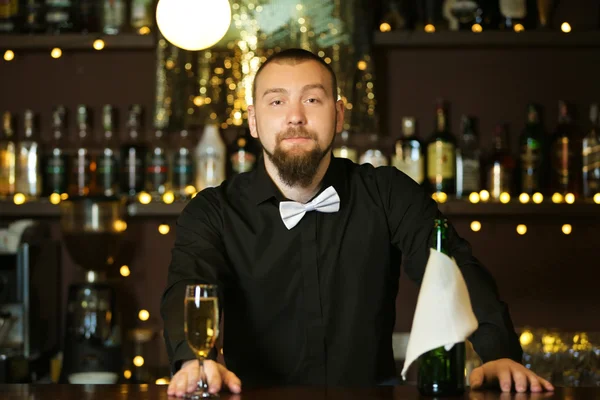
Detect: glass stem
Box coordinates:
(198, 358, 208, 393)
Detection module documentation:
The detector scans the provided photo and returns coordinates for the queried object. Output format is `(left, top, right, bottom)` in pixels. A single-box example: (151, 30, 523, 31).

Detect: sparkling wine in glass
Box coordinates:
(184, 284, 220, 399)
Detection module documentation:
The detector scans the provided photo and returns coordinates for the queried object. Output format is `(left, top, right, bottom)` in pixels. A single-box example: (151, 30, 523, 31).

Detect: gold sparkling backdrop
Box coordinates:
(154, 0, 378, 134)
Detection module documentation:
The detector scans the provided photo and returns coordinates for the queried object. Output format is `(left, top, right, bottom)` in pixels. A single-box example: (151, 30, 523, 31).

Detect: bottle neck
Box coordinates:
(53, 128, 64, 140)
(2, 129, 14, 139)
(129, 128, 139, 141)
(526, 108, 539, 125)
(24, 113, 34, 138)
(590, 106, 599, 130)
(436, 111, 447, 132)
(435, 103, 448, 133)
(340, 131, 350, 145)
(103, 130, 114, 141)
(78, 119, 89, 136)
(178, 130, 190, 147)
(431, 219, 448, 255)
(493, 135, 505, 151)
(388, 0, 400, 12)
(558, 102, 570, 124)
(461, 128, 476, 139)
(402, 118, 415, 137)
(368, 133, 379, 147)
(128, 111, 142, 140)
(3, 114, 13, 138)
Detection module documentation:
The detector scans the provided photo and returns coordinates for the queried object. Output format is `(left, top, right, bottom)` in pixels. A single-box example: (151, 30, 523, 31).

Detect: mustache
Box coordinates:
(277, 127, 318, 142)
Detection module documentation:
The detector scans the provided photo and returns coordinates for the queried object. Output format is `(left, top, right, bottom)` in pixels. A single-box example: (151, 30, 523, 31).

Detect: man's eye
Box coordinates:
(306, 98, 319, 103)
(270, 100, 282, 106)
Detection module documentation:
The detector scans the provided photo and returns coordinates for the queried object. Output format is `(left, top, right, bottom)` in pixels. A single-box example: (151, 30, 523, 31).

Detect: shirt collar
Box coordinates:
(249, 153, 349, 206)
(319, 153, 348, 204)
(250, 155, 284, 205)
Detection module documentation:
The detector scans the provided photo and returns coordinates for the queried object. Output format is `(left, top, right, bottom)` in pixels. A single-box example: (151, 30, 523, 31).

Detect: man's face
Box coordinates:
(248, 60, 344, 187)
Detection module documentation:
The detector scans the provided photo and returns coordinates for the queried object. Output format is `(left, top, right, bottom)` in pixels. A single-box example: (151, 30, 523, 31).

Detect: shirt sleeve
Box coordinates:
(160, 188, 231, 375)
(376, 167, 523, 364)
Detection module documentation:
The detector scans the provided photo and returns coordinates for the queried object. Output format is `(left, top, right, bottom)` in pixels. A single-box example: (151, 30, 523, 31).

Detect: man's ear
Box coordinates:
(248, 105, 258, 139)
(335, 99, 345, 133)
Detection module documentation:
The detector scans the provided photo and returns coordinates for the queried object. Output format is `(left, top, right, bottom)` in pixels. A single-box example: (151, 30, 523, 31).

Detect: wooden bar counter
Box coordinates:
(1, 385, 598, 399)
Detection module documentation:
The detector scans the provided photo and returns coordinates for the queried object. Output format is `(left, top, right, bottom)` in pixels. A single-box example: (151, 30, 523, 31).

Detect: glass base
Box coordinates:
(184, 391, 219, 399)
(418, 386, 465, 397)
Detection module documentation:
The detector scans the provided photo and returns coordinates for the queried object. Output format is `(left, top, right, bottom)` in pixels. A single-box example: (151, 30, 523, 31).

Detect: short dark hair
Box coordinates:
(252, 48, 338, 103)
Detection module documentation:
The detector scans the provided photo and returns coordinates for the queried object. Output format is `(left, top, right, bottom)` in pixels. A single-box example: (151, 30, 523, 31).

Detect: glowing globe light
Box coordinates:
(156, 0, 232, 51)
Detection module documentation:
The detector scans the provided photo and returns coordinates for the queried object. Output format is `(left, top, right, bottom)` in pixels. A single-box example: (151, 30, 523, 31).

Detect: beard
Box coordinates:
(261, 126, 335, 188)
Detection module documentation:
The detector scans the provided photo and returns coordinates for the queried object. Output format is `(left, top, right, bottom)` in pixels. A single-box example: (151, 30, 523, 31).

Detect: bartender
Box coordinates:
(161, 48, 554, 397)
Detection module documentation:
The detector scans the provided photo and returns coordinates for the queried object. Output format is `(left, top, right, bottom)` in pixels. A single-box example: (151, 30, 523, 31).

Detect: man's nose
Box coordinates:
(287, 101, 307, 126)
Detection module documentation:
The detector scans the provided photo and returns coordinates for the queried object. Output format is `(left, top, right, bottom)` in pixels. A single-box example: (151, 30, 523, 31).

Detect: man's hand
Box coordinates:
(469, 358, 554, 393)
(167, 359, 242, 398)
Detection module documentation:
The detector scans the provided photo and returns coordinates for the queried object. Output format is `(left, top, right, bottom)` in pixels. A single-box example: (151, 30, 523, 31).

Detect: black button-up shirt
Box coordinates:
(160, 155, 522, 387)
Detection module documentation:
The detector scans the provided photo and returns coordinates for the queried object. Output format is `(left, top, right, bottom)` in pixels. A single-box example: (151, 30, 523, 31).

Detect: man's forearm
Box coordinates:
(161, 278, 223, 374)
(161, 279, 197, 374)
(469, 309, 523, 364)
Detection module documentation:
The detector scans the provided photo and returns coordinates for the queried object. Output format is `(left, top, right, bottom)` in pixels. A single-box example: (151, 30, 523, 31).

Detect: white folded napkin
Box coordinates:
(401, 248, 479, 379)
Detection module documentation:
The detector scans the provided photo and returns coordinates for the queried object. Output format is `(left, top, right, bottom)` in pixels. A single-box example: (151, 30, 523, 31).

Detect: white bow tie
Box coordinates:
(279, 186, 340, 230)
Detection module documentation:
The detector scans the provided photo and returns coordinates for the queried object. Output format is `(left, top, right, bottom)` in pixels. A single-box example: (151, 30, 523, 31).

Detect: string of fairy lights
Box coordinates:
(432, 189, 600, 236)
(10, 186, 600, 241)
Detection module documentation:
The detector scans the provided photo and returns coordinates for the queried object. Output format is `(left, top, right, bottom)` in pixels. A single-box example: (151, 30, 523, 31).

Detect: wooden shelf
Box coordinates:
(6, 30, 597, 52)
(126, 201, 185, 217)
(0, 200, 61, 217)
(0, 199, 186, 219)
(373, 30, 600, 48)
(1, 198, 599, 219)
(438, 199, 600, 218)
(0, 33, 156, 51)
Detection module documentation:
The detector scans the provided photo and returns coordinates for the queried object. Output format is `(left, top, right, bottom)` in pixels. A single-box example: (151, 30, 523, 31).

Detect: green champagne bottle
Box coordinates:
(417, 218, 466, 396)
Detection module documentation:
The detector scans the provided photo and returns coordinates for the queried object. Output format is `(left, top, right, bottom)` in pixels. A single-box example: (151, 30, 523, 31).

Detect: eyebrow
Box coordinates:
(261, 84, 328, 99)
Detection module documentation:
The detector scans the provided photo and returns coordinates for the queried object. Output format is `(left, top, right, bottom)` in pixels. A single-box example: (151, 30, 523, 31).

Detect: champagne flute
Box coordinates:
(184, 284, 220, 399)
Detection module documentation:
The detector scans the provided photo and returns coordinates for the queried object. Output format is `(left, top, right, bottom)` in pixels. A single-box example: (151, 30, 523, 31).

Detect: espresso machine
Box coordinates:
(0, 220, 61, 383)
(59, 196, 128, 384)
